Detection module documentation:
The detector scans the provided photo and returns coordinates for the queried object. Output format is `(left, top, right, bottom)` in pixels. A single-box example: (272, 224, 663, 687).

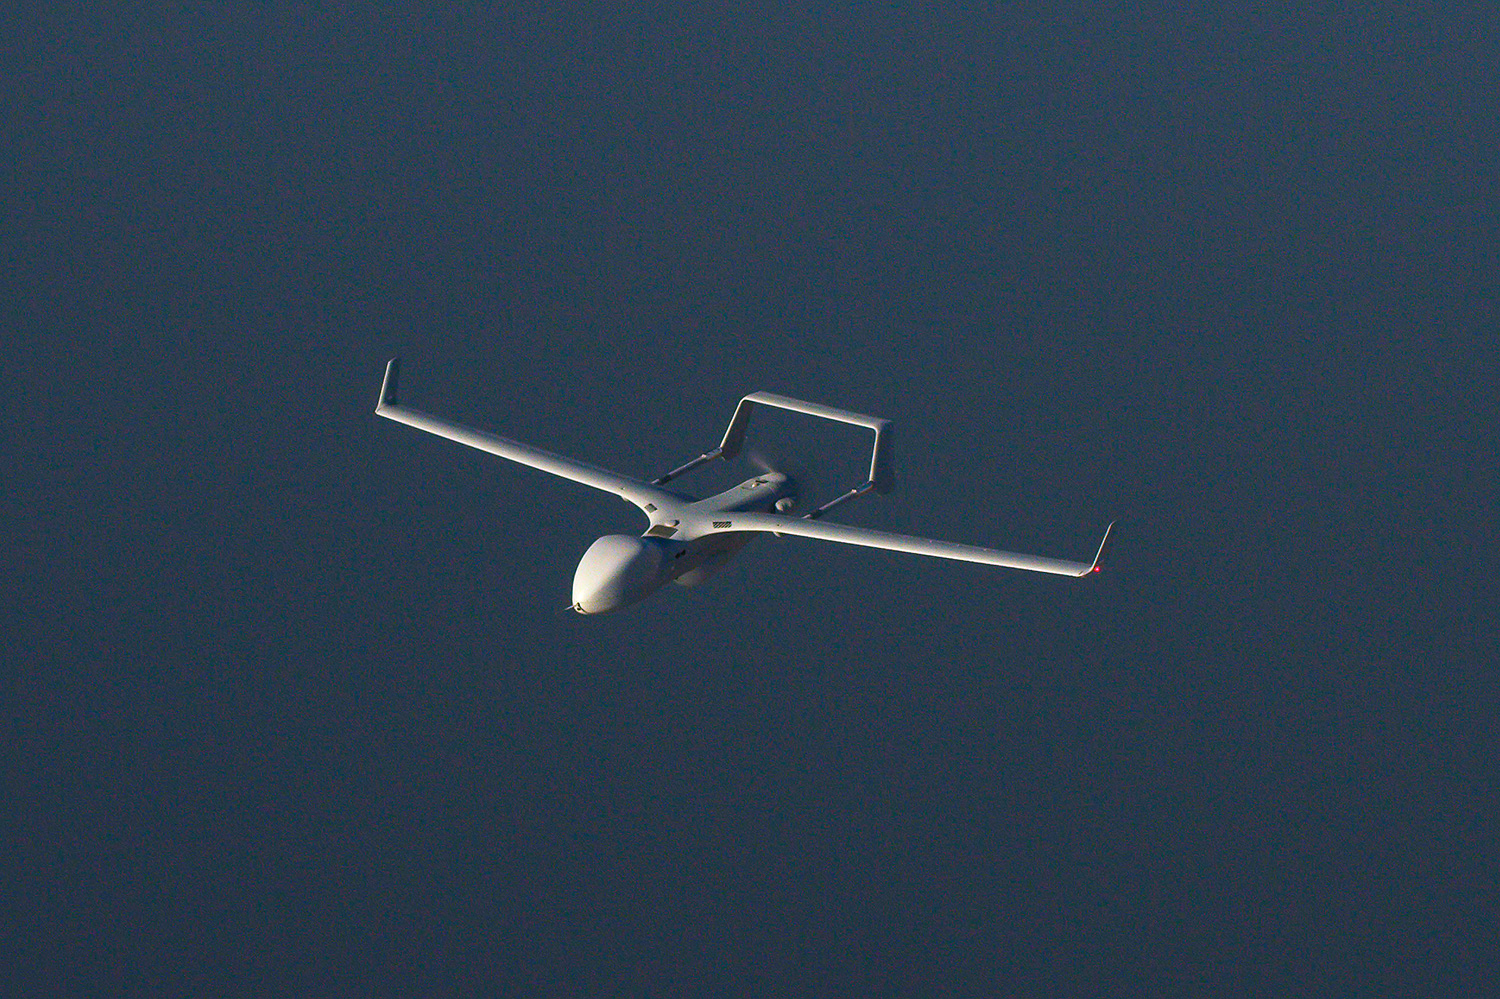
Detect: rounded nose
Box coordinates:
(571, 535, 672, 614)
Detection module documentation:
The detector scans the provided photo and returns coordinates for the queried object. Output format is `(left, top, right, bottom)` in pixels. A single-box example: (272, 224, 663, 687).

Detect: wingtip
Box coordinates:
(377, 357, 400, 412)
(1087, 521, 1115, 575)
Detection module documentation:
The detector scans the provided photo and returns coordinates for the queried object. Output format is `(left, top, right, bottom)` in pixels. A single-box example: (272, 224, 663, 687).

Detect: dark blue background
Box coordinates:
(6, 5, 1495, 995)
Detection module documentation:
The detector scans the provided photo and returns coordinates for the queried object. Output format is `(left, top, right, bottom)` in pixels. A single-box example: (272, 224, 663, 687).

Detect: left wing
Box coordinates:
(374, 359, 677, 513)
(694, 512, 1113, 578)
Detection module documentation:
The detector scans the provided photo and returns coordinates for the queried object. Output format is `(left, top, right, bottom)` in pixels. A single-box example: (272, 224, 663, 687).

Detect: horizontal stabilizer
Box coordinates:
(717, 390, 895, 498)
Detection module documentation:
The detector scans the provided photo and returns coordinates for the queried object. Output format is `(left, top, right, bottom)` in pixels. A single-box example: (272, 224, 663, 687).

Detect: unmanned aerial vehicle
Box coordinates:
(375, 359, 1112, 614)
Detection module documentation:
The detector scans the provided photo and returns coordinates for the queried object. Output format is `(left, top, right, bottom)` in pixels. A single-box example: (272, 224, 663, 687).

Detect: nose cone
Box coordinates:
(572, 535, 673, 614)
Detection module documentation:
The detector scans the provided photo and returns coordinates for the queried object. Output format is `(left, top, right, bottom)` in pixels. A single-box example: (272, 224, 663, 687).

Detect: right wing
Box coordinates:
(374, 359, 677, 513)
(698, 511, 1113, 578)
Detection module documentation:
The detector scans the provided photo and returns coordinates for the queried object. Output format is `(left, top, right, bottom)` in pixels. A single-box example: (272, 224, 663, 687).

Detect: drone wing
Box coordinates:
(374, 359, 675, 512)
(699, 512, 1113, 578)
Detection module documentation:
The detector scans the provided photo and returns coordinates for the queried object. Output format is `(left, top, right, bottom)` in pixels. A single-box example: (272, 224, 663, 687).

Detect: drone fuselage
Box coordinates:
(571, 473, 794, 614)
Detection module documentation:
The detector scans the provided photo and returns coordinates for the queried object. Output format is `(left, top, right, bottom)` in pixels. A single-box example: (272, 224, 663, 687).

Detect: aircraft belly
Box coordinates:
(671, 533, 755, 586)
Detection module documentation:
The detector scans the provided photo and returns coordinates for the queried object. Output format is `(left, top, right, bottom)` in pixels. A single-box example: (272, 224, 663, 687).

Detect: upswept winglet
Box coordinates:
(1088, 522, 1115, 574)
(378, 358, 400, 410)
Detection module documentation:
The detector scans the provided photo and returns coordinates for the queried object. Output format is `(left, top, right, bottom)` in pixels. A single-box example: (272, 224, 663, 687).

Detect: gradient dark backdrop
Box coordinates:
(6, 5, 1495, 995)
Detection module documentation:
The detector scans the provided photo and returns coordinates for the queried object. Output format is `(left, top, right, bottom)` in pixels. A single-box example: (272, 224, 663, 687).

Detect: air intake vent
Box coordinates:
(713, 520, 733, 529)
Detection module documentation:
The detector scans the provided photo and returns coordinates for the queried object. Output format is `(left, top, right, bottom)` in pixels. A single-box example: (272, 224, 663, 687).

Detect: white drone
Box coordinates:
(375, 359, 1113, 615)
